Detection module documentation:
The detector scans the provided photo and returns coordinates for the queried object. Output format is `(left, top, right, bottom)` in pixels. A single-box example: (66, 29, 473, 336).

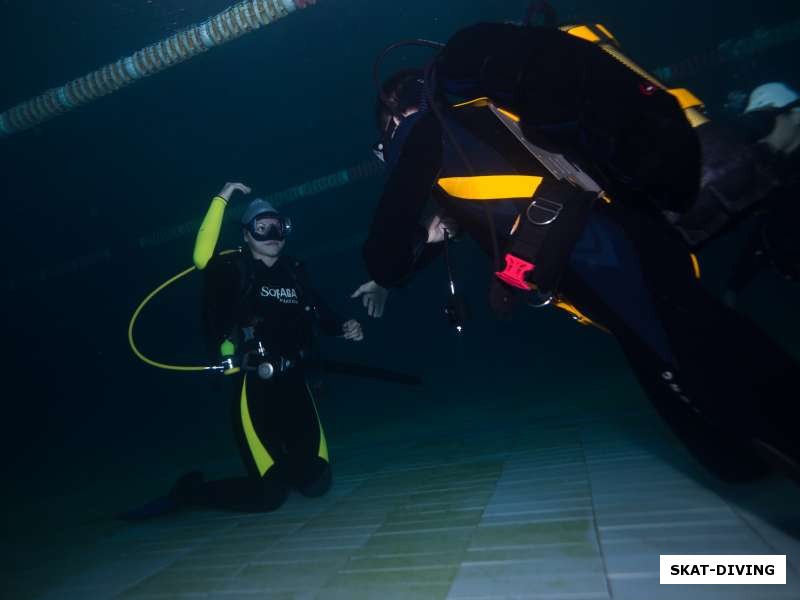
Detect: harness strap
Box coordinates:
(463, 101, 604, 316)
(490, 180, 597, 316)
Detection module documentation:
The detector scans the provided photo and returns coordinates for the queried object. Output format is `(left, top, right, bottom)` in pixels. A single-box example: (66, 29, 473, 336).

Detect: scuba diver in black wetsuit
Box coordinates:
(669, 81, 800, 306)
(119, 184, 363, 519)
(353, 22, 800, 483)
(723, 83, 800, 304)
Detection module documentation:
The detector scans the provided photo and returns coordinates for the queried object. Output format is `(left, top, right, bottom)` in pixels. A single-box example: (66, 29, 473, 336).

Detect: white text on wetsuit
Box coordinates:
(260, 286, 299, 304)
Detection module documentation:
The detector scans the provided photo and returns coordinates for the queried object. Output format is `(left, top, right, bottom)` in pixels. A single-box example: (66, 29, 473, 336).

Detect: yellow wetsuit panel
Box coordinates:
(193, 195, 228, 270)
(240, 375, 276, 476)
(306, 382, 329, 463)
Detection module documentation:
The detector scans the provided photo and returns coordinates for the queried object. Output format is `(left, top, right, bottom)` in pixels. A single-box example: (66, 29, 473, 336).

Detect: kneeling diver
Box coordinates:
(120, 183, 363, 519)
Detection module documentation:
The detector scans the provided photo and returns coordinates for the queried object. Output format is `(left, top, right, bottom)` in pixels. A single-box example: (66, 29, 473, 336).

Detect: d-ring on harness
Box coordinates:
(488, 102, 606, 310)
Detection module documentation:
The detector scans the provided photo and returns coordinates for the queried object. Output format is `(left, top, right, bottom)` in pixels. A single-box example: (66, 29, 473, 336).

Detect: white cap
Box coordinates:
(744, 82, 799, 113)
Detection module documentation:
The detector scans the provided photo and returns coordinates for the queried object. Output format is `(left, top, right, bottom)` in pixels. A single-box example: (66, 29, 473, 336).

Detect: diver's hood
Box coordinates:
(383, 109, 429, 170)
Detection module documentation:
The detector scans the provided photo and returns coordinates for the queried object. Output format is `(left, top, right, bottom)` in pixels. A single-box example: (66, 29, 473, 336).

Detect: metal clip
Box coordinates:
(526, 197, 563, 226)
(527, 290, 554, 308)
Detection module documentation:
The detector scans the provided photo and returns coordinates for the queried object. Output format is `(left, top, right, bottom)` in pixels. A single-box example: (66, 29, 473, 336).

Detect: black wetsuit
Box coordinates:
(364, 23, 800, 481)
(196, 251, 345, 511)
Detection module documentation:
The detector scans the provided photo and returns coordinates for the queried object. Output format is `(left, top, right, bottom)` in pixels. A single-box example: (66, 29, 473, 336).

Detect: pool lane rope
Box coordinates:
(3, 11, 799, 137)
(0, 0, 315, 137)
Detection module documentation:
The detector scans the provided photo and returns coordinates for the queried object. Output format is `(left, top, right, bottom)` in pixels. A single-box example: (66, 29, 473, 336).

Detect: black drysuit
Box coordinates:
(364, 23, 800, 481)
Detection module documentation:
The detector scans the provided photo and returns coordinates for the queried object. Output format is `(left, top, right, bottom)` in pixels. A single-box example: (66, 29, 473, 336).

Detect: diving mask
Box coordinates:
(246, 215, 293, 242)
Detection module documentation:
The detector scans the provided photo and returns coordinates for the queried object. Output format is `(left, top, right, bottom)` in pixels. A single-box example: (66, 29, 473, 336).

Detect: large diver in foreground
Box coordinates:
(354, 22, 800, 483)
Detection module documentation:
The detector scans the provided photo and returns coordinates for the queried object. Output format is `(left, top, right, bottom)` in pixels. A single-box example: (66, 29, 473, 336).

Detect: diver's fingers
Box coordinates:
(220, 182, 251, 200)
(344, 320, 363, 341)
(351, 283, 370, 299)
(375, 301, 384, 318)
(367, 297, 375, 318)
(442, 218, 459, 236)
(344, 327, 363, 341)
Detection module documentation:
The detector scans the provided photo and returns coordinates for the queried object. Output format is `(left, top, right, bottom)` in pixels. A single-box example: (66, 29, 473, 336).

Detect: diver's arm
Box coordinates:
(363, 112, 443, 287)
(312, 290, 348, 337)
(351, 281, 389, 318)
(413, 244, 445, 272)
(193, 183, 251, 270)
(309, 289, 363, 340)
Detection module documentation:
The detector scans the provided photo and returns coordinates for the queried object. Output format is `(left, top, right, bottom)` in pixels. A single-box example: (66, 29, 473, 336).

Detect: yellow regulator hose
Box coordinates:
(128, 249, 239, 372)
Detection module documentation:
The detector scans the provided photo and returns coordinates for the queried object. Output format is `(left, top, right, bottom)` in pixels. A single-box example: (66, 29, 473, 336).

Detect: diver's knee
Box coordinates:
(254, 481, 290, 512)
(298, 462, 332, 498)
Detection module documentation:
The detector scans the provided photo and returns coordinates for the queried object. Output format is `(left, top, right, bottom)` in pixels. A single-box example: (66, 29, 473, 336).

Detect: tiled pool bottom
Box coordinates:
(5, 400, 800, 599)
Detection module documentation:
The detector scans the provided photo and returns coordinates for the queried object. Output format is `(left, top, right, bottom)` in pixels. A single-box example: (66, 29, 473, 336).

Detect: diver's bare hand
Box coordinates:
(341, 319, 364, 342)
(295, 0, 316, 7)
(218, 182, 252, 202)
(425, 214, 459, 243)
(351, 280, 389, 318)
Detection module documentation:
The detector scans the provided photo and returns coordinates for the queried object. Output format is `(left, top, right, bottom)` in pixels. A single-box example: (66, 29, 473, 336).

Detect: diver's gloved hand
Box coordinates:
(341, 319, 364, 342)
(217, 182, 251, 202)
(351, 281, 389, 318)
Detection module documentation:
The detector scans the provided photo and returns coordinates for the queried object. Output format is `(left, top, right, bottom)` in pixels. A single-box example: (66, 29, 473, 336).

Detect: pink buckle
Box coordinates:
(495, 254, 535, 290)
